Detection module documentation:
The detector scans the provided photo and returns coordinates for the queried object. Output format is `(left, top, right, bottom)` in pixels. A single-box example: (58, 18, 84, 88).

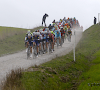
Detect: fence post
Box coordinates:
(73, 29, 76, 62)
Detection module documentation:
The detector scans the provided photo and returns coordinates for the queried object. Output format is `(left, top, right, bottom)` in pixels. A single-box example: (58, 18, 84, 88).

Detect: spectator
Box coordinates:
(94, 17, 96, 25)
(42, 13, 49, 26)
(52, 19, 55, 23)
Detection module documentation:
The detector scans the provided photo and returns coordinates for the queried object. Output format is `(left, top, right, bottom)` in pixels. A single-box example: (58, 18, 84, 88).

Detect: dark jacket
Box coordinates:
(43, 14, 48, 21)
(94, 17, 96, 24)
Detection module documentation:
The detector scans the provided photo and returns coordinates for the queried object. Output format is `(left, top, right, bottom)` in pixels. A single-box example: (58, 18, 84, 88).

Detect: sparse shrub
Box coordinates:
(1, 68, 24, 90)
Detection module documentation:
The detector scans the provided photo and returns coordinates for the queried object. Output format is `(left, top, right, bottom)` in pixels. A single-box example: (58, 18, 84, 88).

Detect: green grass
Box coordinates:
(0, 26, 43, 56)
(77, 50, 100, 90)
(2, 24, 100, 90)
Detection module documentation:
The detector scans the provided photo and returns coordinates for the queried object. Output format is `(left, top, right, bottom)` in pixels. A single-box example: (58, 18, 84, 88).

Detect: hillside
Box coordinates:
(19, 24, 100, 90)
(0, 26, 43, 56)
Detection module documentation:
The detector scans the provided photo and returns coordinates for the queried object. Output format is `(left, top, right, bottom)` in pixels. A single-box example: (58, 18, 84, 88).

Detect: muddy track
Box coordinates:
(0, 29, 83, 87)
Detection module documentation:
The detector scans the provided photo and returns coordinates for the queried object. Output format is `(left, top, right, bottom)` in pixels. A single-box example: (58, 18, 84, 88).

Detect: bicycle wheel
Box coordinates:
(57, 38, 59, 48)
(40, 42, 43, 55)
(49, 41, 52, 53)
(70, 34, 71, 42)
(68, 34, 70, 42)
(27, 45, 30, 59)
(33, 45, 37, 59)
(60, 38, 63, 47)
(63, 37, 64, 43)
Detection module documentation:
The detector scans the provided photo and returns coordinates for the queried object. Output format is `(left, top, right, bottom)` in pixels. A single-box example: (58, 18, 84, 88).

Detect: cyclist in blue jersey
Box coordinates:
(33, 32, 40, 57)
(26, 33, 33, 58)
(54, 28, 61, 45)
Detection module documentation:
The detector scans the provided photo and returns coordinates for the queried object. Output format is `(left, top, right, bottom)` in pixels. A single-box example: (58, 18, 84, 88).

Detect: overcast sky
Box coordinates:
(0, 0, 100, 30)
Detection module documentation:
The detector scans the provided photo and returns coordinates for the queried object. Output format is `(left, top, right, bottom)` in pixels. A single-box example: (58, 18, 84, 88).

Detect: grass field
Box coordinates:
(1, 24, 100, 90)
(0, 26, 43, 56)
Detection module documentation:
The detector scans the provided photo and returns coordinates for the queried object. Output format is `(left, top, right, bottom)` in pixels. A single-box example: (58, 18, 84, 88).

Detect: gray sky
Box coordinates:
(0, 0, 100, 30)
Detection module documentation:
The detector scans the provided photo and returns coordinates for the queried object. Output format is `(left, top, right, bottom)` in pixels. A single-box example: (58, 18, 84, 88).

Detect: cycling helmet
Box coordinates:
(51, 31, 53, 34)
(27, 30, 31, 34)
(54, 25, 57, 28)
(28, 33, 31, 37)
(61, 27, 63, 29)
(35, 30, 37, 32)
(68, 26, 70, 28)
(57, 30, 59, 33)
(44, 31, 47, 34)
(33, 32, 35, 35)
(37, 30, 40, 32)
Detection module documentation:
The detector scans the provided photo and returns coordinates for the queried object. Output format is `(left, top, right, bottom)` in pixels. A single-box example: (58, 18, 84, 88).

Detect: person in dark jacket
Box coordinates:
(94, 17, 96, 25)
(42, 13, 49, 26)
(52, 19, 55, 23)
(48, 24, 53, 30)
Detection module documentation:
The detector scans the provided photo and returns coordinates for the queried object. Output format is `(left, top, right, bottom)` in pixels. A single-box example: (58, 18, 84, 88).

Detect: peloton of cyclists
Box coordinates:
(25, 17, 81, 58)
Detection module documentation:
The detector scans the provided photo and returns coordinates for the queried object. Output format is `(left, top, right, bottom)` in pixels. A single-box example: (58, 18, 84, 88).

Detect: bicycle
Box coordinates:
(56, 37, 60, 48)
(33, 44, 37, 59)
(42, 39, 46, 54)
(61, 35, 64, 46)
(48, 40, 52, 53)
(27, 44, 31, 59)
(68, 33, 71, 42)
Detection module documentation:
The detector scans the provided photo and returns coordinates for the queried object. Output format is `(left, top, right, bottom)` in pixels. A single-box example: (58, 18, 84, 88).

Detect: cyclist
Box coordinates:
(64, 25, 67, 38)
(42, 31, 46, 54)
(26, 33, 33, 58)
(49, 31, 54, 53)
(39, 30, 43, 53)
(55, 29, 61, 46)
(60, 27, 65, 43)
(51, 31, 55, 51)
(25, 30, 32, 52)
(46, 29, 50, 52)
(33, 32, 40, 57)
(67, 26, 72, 40)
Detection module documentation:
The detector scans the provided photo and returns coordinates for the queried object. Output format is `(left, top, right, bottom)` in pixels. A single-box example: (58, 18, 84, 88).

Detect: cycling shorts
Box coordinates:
(68, 32, 71, 34)
(49, 38, 53, 42)
(55, 33, 61, 38)
(46, 38, 49, 42)
(29, 41, 33, 47)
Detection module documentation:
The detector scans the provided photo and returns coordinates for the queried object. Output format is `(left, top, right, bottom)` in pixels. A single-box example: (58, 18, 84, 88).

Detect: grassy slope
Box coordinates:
(2, 24, 100, 90)
(0, 26, 43, 56)
(20, 24, 100, 90)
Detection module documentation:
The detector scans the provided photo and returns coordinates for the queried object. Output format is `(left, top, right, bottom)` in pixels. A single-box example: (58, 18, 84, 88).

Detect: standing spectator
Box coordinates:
(94, 17, 96, 25)
(42, 13, 49, 26)
(52, 19, 55, 23)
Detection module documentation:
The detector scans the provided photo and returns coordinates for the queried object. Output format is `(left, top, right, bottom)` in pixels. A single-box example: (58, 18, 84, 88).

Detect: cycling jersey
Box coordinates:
(60, 29, 65, 36)
(67, 28, 72, 34)
(64, 26, 67, 32)
(46, 33, 49, 42)
(49, 34, 54, 42)
(33, 35, 40, 46)
(26, 36, 33, 46)
(54, 30, 61, 38)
